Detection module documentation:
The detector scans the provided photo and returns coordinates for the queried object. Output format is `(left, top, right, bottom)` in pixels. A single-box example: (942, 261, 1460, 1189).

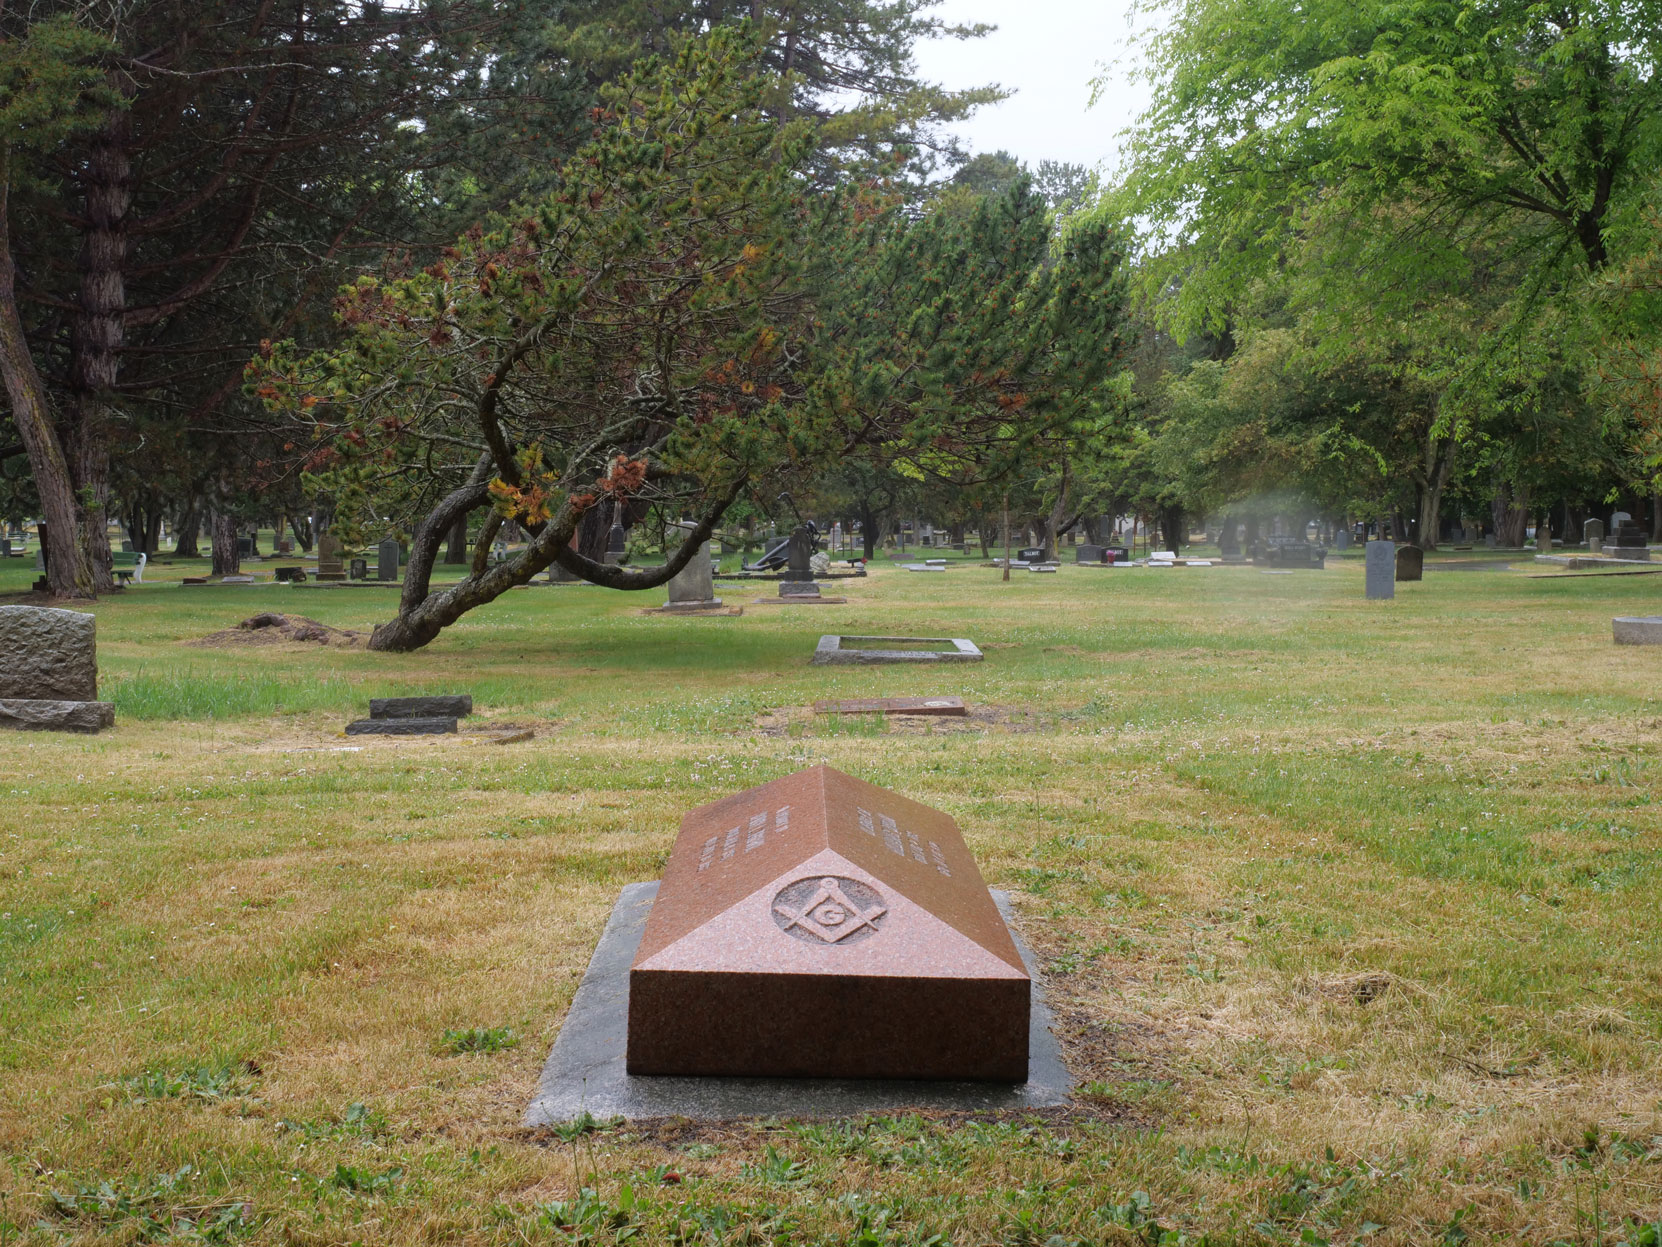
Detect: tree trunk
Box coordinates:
(1001, 494, 1011, 581)
(370, 478, 742, 652)
(1653, 490, 1661, 542)
(444, 514, 469, 563)
(0, 150, 96, 599)
(1043, 462, 1071, 560)
(173, 503, 201, 557)
(66, 107, 133, 594)
(288, 513, 313, 553)
(1491, 481, 1529, 547)
(210, 509, 240, 576)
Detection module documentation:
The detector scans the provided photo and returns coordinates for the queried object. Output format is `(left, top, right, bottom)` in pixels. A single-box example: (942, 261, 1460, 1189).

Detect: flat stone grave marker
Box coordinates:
(813, 635, 983, 665)
(903, 564, 945, 572)
(345, 716, 458, 736)
(1613, 616, 1662, 645)
(1365, 540, 1396, 599)
(0, 605, 116, 733)
(370, 695, 472, 719)
(814, 696, 967, 717)
(627, 764, 1029, 1081)
(344, 693, 471, 735)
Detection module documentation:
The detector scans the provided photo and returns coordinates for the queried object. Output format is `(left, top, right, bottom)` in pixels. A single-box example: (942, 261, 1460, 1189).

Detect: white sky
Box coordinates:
(909, 0, 1153, 177)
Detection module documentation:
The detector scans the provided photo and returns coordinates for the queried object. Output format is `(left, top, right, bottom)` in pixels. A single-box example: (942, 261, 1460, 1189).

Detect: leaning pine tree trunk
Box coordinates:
(0, 150, 96, 598)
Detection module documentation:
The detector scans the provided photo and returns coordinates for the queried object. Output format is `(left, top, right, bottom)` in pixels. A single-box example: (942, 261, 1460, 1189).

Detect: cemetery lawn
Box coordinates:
(4, 554, 1661, 1246)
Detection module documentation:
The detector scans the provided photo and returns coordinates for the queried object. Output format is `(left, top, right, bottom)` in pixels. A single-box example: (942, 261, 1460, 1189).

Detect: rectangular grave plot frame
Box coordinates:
(813, 635, 983, 665)
(524, 883, 1069, 1124)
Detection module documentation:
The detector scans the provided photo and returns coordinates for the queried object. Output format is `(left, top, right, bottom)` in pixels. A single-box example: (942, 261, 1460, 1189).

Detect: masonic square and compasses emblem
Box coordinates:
(771, 876, 888, 945)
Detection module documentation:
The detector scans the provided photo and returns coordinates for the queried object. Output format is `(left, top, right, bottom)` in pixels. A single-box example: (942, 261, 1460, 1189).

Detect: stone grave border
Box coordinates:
(812, 635, 983, 665)
(524, 882, 1069, 1124)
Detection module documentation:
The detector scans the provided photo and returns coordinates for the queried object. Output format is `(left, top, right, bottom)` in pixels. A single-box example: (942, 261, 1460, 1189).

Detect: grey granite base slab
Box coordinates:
(0, 698, 114, 733)
(525, 883, 1070, 1125)
(1613, 616, 1662, 645)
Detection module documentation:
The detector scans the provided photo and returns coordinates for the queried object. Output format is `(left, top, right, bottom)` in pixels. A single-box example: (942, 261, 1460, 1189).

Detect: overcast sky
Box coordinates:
(909, 0, 1154, 177)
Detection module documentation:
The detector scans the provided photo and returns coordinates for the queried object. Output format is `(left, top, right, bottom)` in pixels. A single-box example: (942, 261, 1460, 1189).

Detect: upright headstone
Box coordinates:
(349, 556, 368, 580)
(781, 524, 820, 597)
(664, 526, 721, 610)
(1334, 529, 1352, 550)
(1484, 534, 1497, 549)
(1584, 517, 1604, 554)
(1365, 540, 1396, 599)
(377, 538, 399, 581)
(1395, 545, 1423, 581)
(627, 764, 1028, 1080)
(0, 606, 116, 732)
(316, 532, 346, 581)
(1611, 519, 1651, 561)
(605, 520, 627, 566)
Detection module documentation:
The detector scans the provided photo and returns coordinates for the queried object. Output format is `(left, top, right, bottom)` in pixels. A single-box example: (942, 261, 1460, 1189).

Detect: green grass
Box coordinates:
(2, 552, 1661, 1245)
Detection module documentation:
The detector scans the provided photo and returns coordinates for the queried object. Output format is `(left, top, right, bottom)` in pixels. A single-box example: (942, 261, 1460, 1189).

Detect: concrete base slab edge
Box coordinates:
(524, 882, 1071, 1124)
(1613, 616, 1662, 645)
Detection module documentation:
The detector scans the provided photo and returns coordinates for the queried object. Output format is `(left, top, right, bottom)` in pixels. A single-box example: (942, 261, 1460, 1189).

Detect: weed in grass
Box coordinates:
(740, 1145, 807, 1185)
(48, 1166, 253, 1242)
(537, 1185, 639, 1243)
(441, 1025, 518, 1054)
(122, 1060, 254, 1104)
(329, 1164, 405, 1196)
(276, 1101, 391, 1142)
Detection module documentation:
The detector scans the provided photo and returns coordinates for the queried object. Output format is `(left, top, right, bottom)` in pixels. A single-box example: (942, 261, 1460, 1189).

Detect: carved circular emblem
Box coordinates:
(772, 876, 887, 945)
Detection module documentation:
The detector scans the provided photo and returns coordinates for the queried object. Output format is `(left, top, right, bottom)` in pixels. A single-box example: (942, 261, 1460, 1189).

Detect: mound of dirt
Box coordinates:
(188, 613, 364, 649)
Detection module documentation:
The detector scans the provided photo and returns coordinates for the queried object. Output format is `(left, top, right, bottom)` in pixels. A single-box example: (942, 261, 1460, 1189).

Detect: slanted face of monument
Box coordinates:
(627, 764, 1029, 1081)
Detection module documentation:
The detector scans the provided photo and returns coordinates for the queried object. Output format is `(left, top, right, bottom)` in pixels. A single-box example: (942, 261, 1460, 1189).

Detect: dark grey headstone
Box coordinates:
(345, 717, 458, 735)
(349, 557, 368, 580)
(0, 606, 99, 701)
(369, 695, 472, 719)
(1334, 530, 1352, 550)
(377, 538, 399, 581)
(317, 531, 344, 575)
(1395, 546, 1423, 581)
(1365, 541, 1395, 599)
(780, 581, 821, 598)
(0, 698, 114, 733)
(787, 525, 814, 576)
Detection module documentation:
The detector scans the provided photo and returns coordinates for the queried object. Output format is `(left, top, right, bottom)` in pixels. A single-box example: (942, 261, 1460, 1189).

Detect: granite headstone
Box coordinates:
(1395, 545, 1423, 581)
(664, 527, 721, 610)
(627, 764, 1028, 1081)
(0, 606, 116, 732)
(1365, 540, 1395, 599)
